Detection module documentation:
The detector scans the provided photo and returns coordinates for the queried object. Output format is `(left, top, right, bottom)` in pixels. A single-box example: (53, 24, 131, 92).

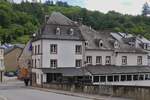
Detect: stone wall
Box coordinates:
(36, 83, 150, 100)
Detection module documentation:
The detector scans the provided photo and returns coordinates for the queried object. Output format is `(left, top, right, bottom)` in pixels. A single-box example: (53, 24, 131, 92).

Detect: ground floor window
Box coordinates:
(100, 76, 106, 82)
(145, 74, 149, 80)
(133, 75, 138, 80)
(139, 75, 144, 80)
(93, 76, 99, 82)
(46, 73, 62, 83)
(121, 75, 126, 81)
(107, 76, 113, 82)
(92, 73, 150, 83)
(114, 75, 119, 82)
(127, 75, 132, 81)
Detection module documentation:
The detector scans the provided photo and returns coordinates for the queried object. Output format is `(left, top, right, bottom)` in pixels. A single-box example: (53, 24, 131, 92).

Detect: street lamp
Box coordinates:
(0, 66, 4, 83)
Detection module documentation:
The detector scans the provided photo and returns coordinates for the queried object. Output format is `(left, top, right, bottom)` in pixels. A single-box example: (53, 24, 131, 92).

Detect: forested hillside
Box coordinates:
(0, 0, 150, 44)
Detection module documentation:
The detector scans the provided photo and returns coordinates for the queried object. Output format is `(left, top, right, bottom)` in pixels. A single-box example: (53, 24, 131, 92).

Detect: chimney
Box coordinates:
(45, 15, 50, 23)
(78, 18, 83, 25)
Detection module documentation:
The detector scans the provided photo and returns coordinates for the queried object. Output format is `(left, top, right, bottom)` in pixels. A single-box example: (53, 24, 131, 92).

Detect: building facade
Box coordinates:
(4, 44, 24, 71)
(31, 12, 150, 86)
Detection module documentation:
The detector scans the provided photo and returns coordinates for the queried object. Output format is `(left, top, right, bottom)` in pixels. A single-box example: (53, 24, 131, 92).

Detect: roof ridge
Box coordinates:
(47, 12, 75, 26)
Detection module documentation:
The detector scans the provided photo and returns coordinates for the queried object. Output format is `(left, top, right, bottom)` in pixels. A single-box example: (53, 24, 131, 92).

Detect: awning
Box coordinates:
(41, 67, 91, 77)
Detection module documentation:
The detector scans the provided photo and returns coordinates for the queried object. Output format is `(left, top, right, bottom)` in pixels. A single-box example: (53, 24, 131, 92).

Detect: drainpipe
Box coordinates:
(0, 71, 2, 82)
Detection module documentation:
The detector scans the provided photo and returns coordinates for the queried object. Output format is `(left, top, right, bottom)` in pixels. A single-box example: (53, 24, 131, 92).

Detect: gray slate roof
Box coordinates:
(80, 25, 147, 54)
(41, 65, 150, 76)
(33, 12, 84, 41)
(47, 12, 75, 26)
(110, 33, 147, 53)
(41, 67, 90, 76)
(33, 12, 147, 54)
(0, 46, 4, 49)
(86, 65, 150, 75)
(4, 44, 25, 54)
(79, 25, 113, 50)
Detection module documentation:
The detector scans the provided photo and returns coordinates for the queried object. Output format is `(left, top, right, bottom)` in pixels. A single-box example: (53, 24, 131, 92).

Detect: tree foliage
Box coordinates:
(0, 1, 150, 44)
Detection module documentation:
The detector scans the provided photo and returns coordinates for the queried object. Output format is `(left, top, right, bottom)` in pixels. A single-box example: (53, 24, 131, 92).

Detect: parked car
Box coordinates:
(4, 71, 16, 77)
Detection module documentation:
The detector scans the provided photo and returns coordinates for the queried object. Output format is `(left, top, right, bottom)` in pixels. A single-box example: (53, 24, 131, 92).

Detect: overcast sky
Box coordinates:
(14, 0, 150, 15)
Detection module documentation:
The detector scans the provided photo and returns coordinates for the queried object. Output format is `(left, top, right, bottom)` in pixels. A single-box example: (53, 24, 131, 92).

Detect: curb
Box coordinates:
(0, 96, 7, 100)
(29, 87, 105, 100)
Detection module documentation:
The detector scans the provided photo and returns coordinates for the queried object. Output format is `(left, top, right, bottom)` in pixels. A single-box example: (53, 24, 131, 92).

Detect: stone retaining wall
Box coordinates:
(34, 83, 150, 100)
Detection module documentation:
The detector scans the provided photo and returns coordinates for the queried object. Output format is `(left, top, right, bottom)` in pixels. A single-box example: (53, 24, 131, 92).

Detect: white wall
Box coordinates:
(42, 40, 83, 68)
(32, 40, 42, 68)
(85, 50, 114, 65)
(32, 68, 43, 85)
(115, 53, 148, 66)
(85, 50, 148, 66)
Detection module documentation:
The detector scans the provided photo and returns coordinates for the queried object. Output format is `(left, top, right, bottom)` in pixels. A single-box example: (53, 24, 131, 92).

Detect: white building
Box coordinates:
(31, 12, 150, 86)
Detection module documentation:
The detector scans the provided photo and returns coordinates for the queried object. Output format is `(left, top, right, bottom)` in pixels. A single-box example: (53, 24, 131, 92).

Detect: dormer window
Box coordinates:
(56, 27, 60, 35)
(99, 40, 103, 47)
(114, 41, 119, 49)
(70, 28, 74, 35)
(143, 43, 148, 50)
(85, 41, 88, 47)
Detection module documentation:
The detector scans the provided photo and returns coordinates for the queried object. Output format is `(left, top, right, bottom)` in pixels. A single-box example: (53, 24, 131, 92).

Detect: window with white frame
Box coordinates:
(38, 45, 40, 54)
(75, 59, 82, 67)
(96, 56, 102, 65)
(75, 45, 82, 54)
(56, 27, 60, 35)
(114, 75, 119, 82)
(100, 76, 106, 82)
(127, 75, 132, 81)
(35, 45, 37, 55)
(35, 59, 36, 68)
(86, 56, 92, 64)
(107, 76, 113, 82)
(38, 59, 40, 68)
(50, 59, 57, 68)
(85, 41, 88, 47)
(93, 76, 99, 82)
(105, 56, 111, 65)
(114, 41, 119, 48)
(99, 40, 103, 47)
(50, 44, 57, 54)
(32, 59, 34, 68)
(32, 46, 34, 54)
(70, 28, 74, 35)
(122, 56, 127, 65)
(137, 56, 142, 65)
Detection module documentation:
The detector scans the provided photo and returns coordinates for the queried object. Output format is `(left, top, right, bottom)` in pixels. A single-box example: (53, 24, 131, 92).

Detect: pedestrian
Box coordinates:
(24, 77, 30, 86)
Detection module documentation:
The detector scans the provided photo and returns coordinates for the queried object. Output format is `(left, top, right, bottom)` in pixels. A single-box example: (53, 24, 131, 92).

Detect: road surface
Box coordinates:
(0, 81, 92, 100)
(0, 78, 132, 100)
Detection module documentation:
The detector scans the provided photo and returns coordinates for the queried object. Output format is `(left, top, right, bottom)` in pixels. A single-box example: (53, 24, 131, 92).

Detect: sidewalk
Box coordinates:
(30, 86, 133, 100)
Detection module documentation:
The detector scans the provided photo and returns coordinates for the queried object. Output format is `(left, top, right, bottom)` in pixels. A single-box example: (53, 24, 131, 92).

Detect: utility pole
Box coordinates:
(0, 71, 2, 82)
